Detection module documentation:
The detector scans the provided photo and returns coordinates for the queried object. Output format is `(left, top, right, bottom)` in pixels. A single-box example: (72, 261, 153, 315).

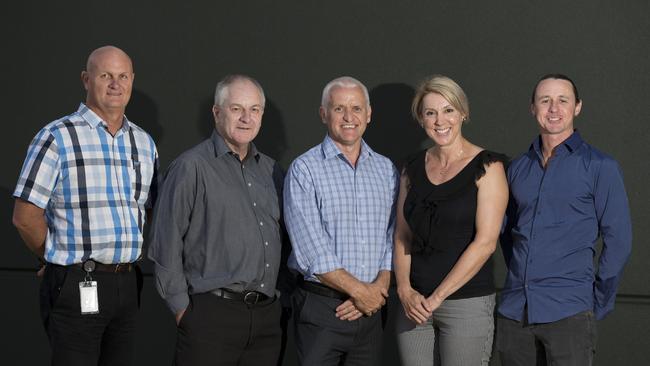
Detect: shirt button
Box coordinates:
(248, 182, 252, 187)
(259, 222, 264, 226)
(260, 283, 265, 288)
(266, 263, 270, 268)
(264, 241, 268, 246)
(253, 202, 257, 207)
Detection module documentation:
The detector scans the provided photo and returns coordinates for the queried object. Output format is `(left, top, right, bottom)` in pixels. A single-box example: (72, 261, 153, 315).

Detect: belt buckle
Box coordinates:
(114, 263, 129, 273)
(243, 291, 260, 305)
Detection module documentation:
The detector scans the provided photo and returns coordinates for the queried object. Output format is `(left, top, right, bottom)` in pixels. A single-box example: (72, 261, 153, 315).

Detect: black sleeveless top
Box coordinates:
(403, 149, 507, 299)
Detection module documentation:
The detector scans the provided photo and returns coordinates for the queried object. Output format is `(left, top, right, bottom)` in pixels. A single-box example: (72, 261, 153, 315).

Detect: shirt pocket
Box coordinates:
(248, 171, 281, 223)
(128, 158, 154, 206)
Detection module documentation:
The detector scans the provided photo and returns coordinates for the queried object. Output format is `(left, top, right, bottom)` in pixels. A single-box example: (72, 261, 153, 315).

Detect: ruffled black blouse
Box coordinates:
(403, 149, 507, 299)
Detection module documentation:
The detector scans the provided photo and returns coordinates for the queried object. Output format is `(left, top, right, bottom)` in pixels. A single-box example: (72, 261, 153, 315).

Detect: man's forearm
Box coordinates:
(373, 270, 391, 291)
(316, 268, 365, 297)
(15, 219, 47, 258)
(317, 269, 388, 315)
(13, 199, 48, 258)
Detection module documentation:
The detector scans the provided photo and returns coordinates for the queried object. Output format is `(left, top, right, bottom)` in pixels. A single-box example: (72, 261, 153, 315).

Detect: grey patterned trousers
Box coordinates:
(396, 293, 496, 366)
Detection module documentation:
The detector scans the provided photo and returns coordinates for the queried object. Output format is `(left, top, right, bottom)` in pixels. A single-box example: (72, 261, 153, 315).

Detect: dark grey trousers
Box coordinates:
(175, 292, 282, 366)
(496, 310, 597, 366)
(292, 287, 384, 366)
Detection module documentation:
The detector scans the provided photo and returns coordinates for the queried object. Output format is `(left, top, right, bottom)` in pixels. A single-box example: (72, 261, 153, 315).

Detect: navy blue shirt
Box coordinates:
(499, 131, 632, 323)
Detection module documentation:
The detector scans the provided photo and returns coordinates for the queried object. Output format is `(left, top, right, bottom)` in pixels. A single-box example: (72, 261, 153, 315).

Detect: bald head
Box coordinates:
(86, 46, 133, 73)
(82, 45, 135, 123)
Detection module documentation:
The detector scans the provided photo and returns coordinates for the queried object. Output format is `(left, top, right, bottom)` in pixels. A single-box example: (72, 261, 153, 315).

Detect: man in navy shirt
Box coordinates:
(497, 74, 632, 365)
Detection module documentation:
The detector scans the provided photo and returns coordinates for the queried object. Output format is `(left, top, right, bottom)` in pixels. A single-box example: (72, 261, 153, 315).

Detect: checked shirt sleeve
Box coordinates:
(144, 142, 160, 210)
(14, 128, 60, 208)
(283, 158, 342, 278)
(379, 164, 399, 271)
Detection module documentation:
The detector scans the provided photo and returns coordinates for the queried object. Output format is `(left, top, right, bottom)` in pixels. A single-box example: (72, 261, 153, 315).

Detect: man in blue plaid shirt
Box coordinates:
(12, 45, 157, 366)
(284, 76, 399, 365)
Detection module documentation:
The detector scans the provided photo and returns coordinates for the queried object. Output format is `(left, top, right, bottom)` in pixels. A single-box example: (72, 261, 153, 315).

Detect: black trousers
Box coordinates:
(175, 292, 282, 366)
(496, 310, 597, 366)
(292, 287, 384, 366)
(40, 264, 141, 366)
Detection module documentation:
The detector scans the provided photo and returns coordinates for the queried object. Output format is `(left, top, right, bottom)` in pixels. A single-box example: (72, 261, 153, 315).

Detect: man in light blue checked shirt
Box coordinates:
(284, 76, 399, 366)
(12, 46, 157, 366)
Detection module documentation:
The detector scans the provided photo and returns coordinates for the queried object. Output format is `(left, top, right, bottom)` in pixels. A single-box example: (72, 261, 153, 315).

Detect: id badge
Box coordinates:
(79, 281, 99, 314)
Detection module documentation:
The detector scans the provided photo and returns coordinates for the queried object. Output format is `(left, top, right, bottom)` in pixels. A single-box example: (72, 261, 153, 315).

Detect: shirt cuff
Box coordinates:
(309, 254, 343, 278)
(380, 253, 393, 272)
(165, 292, 190, 315)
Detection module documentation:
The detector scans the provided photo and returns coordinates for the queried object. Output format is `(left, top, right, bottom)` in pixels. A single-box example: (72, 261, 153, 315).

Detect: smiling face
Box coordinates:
(213, 79, 264, 157)
(82, 47, 134, 118)
(420, 92, 465, 147)
(320, 85, 371, 150)
(531, 78, 582, 139)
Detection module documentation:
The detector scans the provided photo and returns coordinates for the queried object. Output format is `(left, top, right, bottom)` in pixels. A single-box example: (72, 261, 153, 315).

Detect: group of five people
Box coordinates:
(13, 45, 631, 366)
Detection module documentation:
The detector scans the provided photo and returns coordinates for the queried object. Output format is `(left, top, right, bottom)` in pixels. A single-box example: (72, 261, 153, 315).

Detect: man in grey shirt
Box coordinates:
(148, 74, 285, 366)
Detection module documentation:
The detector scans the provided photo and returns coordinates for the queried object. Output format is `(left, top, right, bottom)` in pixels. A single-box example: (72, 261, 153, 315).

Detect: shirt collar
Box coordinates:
(211, 129, 260, 162)
(530, 129, 584, 158)
(77, 103, 131, 132)
(321, 134, 373, 162)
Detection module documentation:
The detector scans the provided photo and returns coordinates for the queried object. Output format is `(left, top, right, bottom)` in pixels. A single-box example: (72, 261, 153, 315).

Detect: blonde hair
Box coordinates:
(411, 75, 469, 123)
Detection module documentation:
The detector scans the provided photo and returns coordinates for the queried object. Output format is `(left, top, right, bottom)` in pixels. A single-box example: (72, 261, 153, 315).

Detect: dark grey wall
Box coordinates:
(2, 1, 649, 364)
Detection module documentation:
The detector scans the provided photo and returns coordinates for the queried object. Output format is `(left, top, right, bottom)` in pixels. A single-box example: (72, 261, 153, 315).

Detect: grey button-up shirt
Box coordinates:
(148, 130, 284, 314)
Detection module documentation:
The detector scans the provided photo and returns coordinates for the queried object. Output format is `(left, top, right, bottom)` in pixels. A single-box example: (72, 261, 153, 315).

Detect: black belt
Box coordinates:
(73, 260, 134, 273)
(211, 288, 272, 305)
(299, 278, 348, 300)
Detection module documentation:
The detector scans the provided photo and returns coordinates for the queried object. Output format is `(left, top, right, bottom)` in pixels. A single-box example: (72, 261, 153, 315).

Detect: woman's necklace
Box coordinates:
(434, 147, 464, 177)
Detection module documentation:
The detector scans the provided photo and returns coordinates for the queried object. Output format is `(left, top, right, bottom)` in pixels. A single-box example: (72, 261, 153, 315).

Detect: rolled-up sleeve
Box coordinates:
(283, 159, 342, 277)
(593, 158, 632, 320)
(380, 165, 399, 271)
(147, 158, 196, 314)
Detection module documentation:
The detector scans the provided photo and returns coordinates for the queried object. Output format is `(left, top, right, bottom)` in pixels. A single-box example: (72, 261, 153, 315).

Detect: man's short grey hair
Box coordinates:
(321, 76, 370, 108)
(214, 74, 266, 107)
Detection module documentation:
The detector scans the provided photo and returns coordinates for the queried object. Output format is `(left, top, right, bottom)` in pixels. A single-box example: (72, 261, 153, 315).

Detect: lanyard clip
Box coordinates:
(82, 259, 96, 281)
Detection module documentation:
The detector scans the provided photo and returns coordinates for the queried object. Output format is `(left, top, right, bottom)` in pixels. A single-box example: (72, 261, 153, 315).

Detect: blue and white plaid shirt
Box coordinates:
(284, 135, 399, 283)
(14, 103, 158, 265)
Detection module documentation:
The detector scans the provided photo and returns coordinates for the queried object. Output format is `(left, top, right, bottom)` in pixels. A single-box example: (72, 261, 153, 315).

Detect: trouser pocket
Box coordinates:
(39, 265, 69, 331)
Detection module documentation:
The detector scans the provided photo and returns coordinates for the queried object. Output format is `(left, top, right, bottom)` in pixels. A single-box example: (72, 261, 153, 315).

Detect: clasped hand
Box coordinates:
(398, 287, 443, 324)
(336, 282, 387, 321)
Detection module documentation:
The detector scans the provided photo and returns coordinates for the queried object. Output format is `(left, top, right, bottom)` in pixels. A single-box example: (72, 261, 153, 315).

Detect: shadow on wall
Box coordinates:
(127, 89, 164, 146)
(196, 96, 288, 163)
(124, 89, 163, 274)
(255, 100, 288, 163)
(364, 83, 429, 169)
(197, 95, 214, 140)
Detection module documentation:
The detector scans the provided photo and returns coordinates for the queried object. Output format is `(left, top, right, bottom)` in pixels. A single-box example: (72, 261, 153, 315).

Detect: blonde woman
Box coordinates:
(394, 75, 508, 365)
